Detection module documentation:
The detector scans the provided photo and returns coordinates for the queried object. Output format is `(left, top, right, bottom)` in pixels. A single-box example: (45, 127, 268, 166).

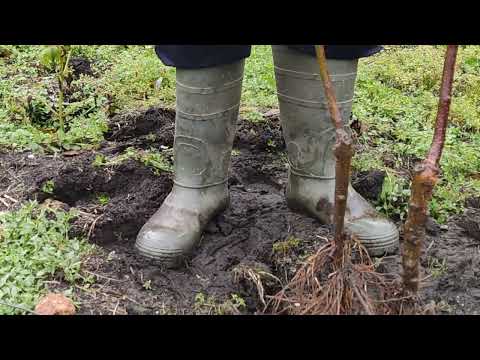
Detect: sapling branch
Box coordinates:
(314, 45, 354, 262)
(402, 45, 458, 294)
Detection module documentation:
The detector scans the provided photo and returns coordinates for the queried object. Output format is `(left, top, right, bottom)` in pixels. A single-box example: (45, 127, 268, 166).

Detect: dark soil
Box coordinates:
(69, 57, 95, 79)
(1, 106, 479, 315)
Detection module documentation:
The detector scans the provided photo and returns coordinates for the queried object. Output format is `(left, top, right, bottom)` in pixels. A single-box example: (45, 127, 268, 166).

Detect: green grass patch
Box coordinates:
(93, 146, 173, 174)
(0, 202, 94, 314)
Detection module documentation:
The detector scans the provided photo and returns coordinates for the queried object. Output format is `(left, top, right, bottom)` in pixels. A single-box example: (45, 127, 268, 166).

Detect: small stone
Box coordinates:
(35, 294, 76, 315)
(155, 78, 163, 90)
(440, 225, 449, 231)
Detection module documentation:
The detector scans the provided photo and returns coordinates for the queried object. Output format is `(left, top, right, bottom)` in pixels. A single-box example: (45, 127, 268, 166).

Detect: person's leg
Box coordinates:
(136, 46, 250, 267)
(272, 45, 398, 256)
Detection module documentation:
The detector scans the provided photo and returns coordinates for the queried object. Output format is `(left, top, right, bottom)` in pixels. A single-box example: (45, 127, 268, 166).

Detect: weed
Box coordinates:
(39, 45, 72, 140)
(41, 180, 55, 194)
(142, 280, 152, 291)
(427, 257, 448, 279)
(92, 147, 172, 174)
(96, 193, 110, 206)
(375, 171, 411, 221)
(193, 292, 246, 315)
(272, 236, 301, 256)
(140, 148, 173, 174)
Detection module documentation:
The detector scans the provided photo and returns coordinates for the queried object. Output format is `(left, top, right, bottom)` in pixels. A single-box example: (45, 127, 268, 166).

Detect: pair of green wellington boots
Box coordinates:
(135, 46, 399, 268)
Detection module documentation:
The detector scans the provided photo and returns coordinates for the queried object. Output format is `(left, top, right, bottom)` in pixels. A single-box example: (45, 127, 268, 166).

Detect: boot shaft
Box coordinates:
(173, 61, 245, 189)
(272, 45, 358, 179)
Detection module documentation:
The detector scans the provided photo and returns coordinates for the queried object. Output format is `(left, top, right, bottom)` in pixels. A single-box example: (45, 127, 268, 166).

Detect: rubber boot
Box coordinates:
(272, 46, 399, 256)
(135, 60, 245, 268)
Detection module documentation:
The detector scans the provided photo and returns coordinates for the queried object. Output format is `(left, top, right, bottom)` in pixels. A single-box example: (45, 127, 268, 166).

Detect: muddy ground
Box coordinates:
(1, 107, 479, 315)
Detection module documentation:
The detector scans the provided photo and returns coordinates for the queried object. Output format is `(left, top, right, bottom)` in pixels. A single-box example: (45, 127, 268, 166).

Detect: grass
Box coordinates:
(272, 236, 301, 256)
(193, 292, 246, 315)
(93, 146, 173, 174)
(0, 202, 94, 314)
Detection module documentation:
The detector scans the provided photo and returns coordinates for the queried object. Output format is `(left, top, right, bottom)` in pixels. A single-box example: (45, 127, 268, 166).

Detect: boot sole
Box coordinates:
(356, 229, 399, 257)
(135, 242, 187, 269)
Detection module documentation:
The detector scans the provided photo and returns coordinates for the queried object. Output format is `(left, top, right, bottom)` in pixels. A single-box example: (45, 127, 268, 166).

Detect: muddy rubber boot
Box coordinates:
(135, 60, 245, 268)
(272, 46, 399, 256)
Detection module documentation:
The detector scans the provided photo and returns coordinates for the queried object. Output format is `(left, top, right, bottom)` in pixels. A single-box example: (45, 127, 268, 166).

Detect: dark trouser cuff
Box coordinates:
(155, 45, 382, 69)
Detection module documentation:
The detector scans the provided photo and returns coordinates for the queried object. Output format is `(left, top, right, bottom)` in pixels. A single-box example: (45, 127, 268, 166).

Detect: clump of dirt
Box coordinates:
(234, 116, 285, 152)
(69, 57, 95, 79)
(465, 196, 480, 209)
(1, 106, 479, 315)
(105, 107, 175, 148)
(351, 170, 386, 202)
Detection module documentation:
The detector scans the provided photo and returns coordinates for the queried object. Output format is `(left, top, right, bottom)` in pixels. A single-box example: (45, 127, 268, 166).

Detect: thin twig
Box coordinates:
(83, 269, 126, 283)
(112, 300, 120, 315)
(3, 194, 17, 203)
(0, 197, 10, 208)
(87, 214, 104, 240)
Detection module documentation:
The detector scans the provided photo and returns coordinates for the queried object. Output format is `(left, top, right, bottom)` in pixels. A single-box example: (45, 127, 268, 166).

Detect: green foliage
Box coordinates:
(96, 46, 176, 113)
(40, 45, 72, 139)
(272, 236, 301, 256)
(0, 45, 109, 153)
(193, 292, 246, 315)
(96, 193, 110, 206)
(0, 202, 94, 314)
(427, 257, 448, 279)
(375, 172, 411, 221)
(41, 180, 55, 194)
(140, 148, 173, 174)
(39, 46, 62, 72)
(92, 147, 172, 174)
(241, 46, 277, 121)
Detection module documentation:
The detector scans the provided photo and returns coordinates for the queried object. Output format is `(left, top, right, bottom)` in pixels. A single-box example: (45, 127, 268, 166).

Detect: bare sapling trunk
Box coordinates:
(314, 45, 353, 263)
(402, 45, 458, 294)
(56, 45, 72, 140)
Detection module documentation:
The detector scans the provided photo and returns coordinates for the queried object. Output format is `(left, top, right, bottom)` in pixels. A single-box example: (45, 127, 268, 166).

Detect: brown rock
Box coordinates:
(41, 199, 70, 212)
(35, 294, 76, 315)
